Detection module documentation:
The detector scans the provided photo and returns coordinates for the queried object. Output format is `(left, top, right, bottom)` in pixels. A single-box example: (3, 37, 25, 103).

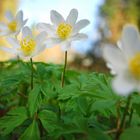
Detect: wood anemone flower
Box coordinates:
(103, 25, 140, 96)
(1, 26, 47, 58)
(37, 9, 90, 51)
(0, 10, 27, 36)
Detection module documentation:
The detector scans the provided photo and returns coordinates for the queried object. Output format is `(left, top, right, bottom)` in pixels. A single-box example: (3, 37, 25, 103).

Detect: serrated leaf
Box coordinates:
(38, 110, 58, 133)
(91, 99, 116, 116)
(77, 97, 89, 116)
(19, 120, 40, 140)
(0, 107, 28, 135)
(28, 85, 41, 117)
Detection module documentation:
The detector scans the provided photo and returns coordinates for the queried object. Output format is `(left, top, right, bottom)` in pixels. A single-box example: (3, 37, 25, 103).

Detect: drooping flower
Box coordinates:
(37, 9, 90, 50)
(1, 26, 47, 58)
(103, 25, 140, 96)
(0, 10, 27, 36)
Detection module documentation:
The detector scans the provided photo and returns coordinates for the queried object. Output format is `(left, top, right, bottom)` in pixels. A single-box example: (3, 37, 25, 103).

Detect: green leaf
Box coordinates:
(91, 99, 116, 116)
(77, 97, 89, 116)
(0, 107, 28, 135)
(120, 127, 140, 140)
(28, 85, 42, 117)
(19, 120, 40, 140)
(38, 110, 58, 133)
(87, 128, 111, 140)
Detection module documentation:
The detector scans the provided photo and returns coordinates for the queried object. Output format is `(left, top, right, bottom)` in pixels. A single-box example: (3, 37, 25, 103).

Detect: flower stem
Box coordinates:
(61, 51, 67, 87)
(115, 95, 131, 140)
(128, 108, 133, 126)
(30, 58, 34, 90)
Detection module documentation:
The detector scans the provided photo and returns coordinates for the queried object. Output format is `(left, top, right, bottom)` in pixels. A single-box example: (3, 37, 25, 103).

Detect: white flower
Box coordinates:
(37, 9, 90, 51)
(103, 25, 140, 96)
(0, 10, 27, 36)
(1, 26, 47, 58)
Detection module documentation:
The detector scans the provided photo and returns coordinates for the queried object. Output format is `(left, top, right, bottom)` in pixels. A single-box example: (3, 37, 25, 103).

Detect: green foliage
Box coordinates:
(38, 110, 59, 133)
(28, 85, 42, 117)
(0, 107, 28, 135)
(0, 60, 140, 140)
(19, 120, 40, 140)
(120, 127, 140, 140)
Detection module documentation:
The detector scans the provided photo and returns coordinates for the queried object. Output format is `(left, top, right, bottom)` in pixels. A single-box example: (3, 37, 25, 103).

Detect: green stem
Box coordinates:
(61, 51, 67, 87)
(30, 58, 34, 90)
(128, 108, 133, 126)
(115, 95, 131, 140)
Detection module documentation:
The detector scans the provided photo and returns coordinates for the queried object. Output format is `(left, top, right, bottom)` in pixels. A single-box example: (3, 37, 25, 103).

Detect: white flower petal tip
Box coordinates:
(50, 10, 64, 25)
(73, 19, 90, 34)
(66, 9, 78, 25)
(70, 33, 88, 42)
(16, 10, 23, 21)
(120, 24, 140, 57)
(22, 26, 32, 38)
(122, 24, 139, 43)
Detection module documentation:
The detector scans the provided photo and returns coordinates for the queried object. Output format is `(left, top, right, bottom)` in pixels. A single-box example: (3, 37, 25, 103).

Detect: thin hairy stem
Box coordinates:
(30, 58, 34, 89)
(61, 51, 67, 87)
(115, 95, 131, 140)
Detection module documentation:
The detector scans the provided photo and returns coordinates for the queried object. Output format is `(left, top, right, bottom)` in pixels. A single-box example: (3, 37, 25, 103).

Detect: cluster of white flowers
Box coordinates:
(0, 9, 89, 58)
(1, 9, 140, 97)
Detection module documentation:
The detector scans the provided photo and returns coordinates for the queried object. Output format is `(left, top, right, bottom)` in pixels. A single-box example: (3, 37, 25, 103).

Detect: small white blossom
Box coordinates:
(37, 9, 90, 51)
(1, 26, 47, 58)
(0, 10, 27, 36)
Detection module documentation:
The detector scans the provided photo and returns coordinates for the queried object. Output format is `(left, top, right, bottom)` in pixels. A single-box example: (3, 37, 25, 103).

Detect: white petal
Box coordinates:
(103, 46, 127, 74)
(22, 19, 28, 27)
(121, 25, 140, 58)
(60, 41, 71, 51)
(73, 19, 90, 34)
(22, 26, 32, 38)
(37, 23, 55, 36)
(46, 37, 61, 48)
(16, 10, 23, 23)
(66, 9, 78, 25)
(33, 45, 46, 57)
(69, 33, 88, 41)
(50, 10, 65, 26)
(7, 37, 19, 48)
(112, 74, 136, 96)
(5, 11, 14, 21)
(0, 46, 17, 54)
(36, 31, 47, 45)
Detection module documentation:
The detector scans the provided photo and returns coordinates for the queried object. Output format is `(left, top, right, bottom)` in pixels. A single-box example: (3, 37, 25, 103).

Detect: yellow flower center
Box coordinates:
(8, 21, 17, 32)
(129, 53, 140, 79)
(57, 23, 72, 39)
(20, 37, 36, 56)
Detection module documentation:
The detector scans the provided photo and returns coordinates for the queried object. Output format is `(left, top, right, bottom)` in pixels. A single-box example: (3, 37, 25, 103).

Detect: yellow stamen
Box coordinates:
(57, 23, 72, 39)
(129, 53, 140, 79)
(20, 37, 36, 56)
(8, 21, 17, 32)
